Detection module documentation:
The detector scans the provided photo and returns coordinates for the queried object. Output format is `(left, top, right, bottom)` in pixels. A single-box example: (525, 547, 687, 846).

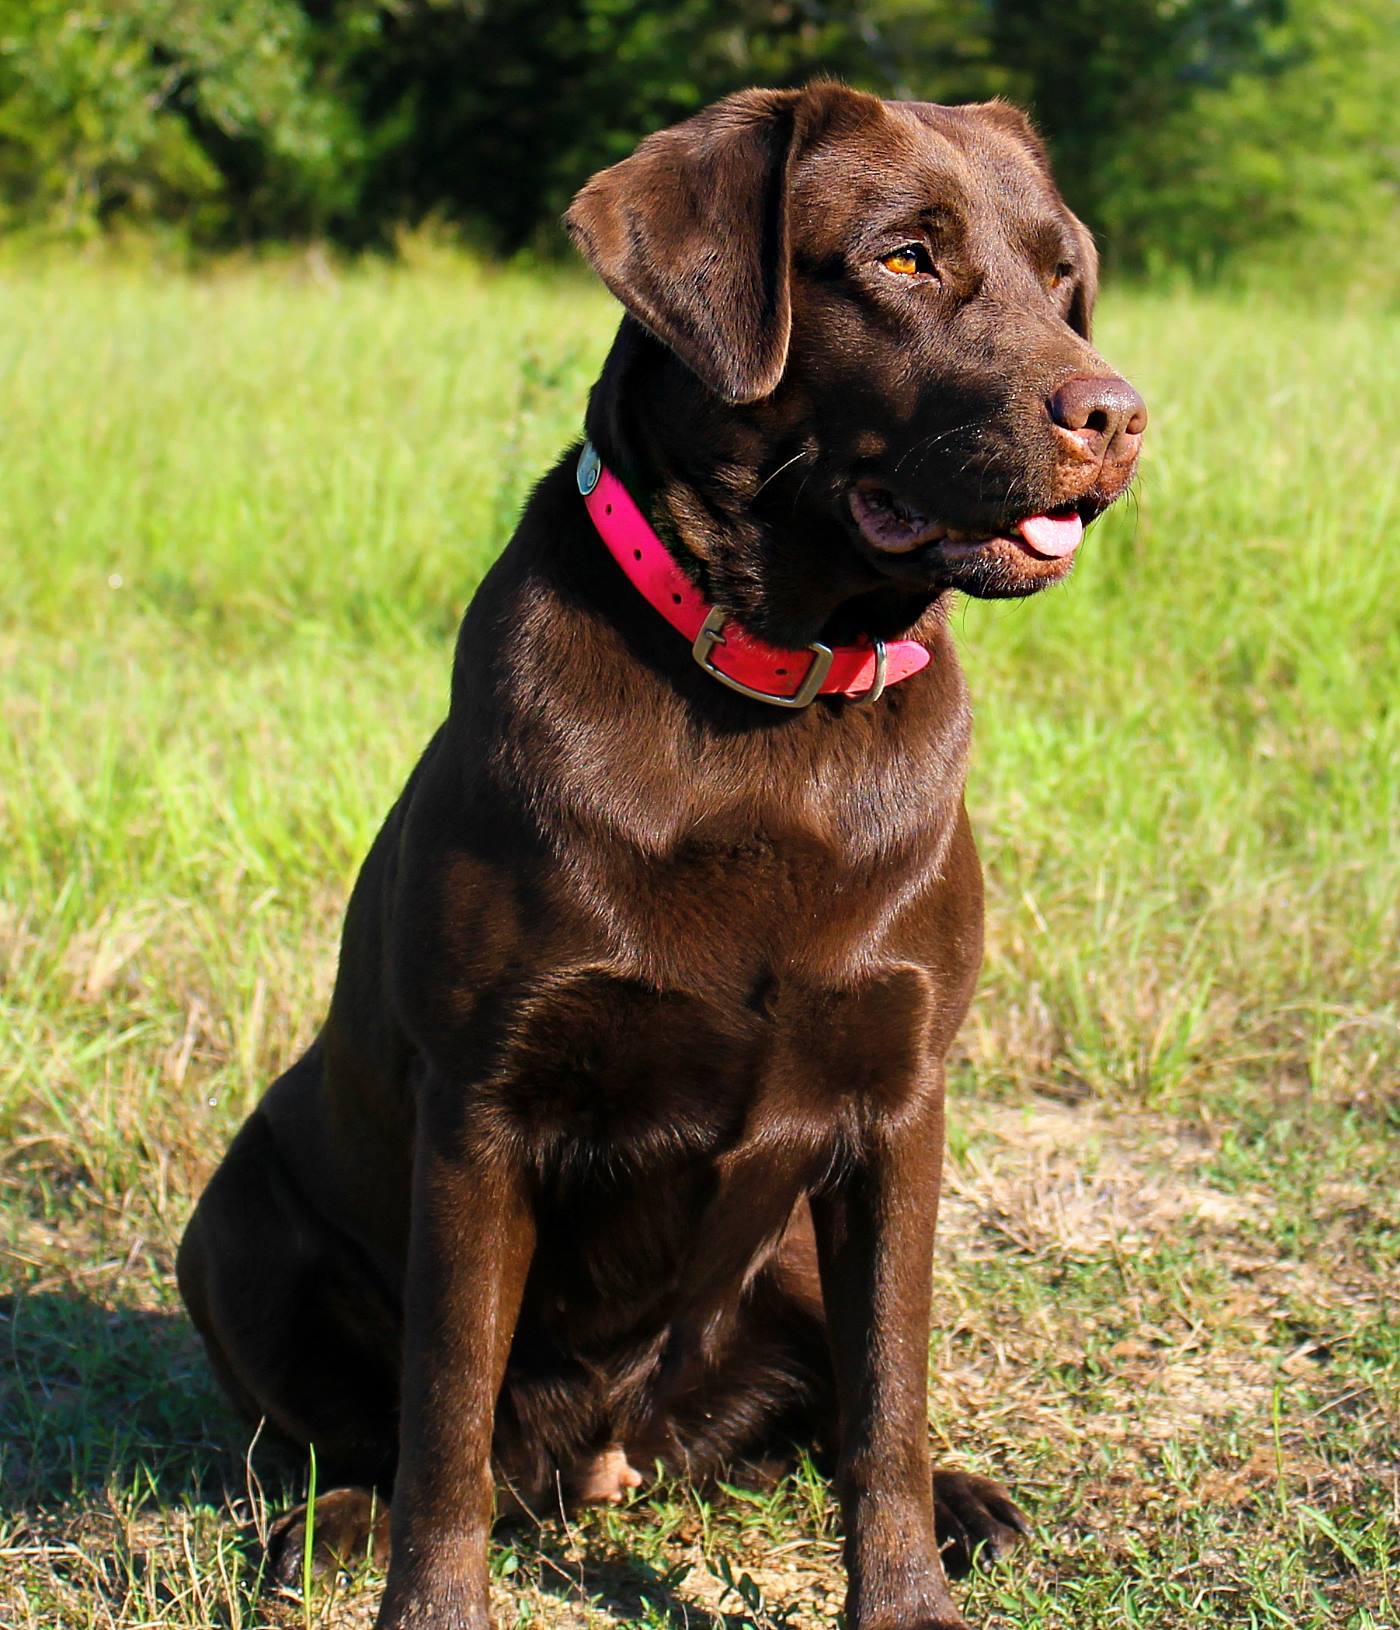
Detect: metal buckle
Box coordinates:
(847, 639, 888, 705)
(691, 607, 833, 709)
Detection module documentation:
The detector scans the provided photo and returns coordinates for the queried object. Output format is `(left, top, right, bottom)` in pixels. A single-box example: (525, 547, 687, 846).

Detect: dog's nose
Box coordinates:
(1049, 374, 1147, 456)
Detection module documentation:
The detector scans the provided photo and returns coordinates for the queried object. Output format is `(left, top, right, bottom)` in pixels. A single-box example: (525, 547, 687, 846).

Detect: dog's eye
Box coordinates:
(880, 245, 934, 278)
(1048, 262, 1074, 290)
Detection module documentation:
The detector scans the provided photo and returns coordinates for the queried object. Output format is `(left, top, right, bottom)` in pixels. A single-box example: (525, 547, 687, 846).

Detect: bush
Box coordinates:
(1085, 0, 1400, 287)
(0, 0, 358, 241)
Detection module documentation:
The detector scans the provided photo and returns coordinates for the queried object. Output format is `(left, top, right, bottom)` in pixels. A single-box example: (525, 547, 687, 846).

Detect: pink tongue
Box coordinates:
(1016, 511, 1084, 559)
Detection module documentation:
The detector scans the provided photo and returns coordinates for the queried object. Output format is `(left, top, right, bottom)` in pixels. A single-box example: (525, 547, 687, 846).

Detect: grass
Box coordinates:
(1, 251, 1396, 1628)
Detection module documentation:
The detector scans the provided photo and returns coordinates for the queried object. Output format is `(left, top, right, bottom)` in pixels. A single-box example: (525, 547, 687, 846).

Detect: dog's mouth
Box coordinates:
(848, 484, 1086, 562)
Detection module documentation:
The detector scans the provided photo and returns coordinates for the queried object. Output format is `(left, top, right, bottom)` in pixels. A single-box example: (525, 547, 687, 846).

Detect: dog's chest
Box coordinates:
(544, 807, 958, 1003)
(486, 960, 938, 1321)
(489, 961, 935, 1155)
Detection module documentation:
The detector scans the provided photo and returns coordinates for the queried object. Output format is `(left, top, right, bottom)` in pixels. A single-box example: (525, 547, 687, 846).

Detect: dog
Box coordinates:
(177, 82, 1145, 1630)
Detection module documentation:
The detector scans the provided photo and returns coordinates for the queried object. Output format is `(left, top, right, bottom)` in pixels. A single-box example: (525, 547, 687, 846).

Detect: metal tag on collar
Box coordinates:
(691, 607, 833, 709)
(576, 440, 601, 496)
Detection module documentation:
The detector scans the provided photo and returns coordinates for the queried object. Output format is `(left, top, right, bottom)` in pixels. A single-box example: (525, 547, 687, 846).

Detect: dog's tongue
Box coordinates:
(1016, 511, 1084, 559)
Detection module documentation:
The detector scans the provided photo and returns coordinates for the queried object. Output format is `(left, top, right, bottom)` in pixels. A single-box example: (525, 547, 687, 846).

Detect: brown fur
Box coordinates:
(178, 83, 1144, 1630)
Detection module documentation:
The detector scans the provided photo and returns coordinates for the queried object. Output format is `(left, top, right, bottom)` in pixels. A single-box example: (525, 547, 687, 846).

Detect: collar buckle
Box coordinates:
(691, 607, 833, 709)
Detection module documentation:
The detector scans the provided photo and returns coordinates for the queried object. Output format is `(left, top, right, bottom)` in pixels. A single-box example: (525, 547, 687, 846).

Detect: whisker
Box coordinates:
(753, 445, 816, 499)
(893, 417, 983, 475)
(790, 463, 819, 511)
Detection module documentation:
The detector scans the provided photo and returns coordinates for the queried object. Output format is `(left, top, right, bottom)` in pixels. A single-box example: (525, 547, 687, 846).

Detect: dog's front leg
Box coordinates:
(376, 1094, 535, 1630)
(812, 1088, 964, 1630)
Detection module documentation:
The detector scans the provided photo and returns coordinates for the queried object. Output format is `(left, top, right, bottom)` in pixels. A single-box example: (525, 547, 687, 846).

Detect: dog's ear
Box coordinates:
(1064, 217, 1099, 341)
(964, 98, 1048, 162)
(964, 99, 1099, 339)
(565, 90, 804, 404)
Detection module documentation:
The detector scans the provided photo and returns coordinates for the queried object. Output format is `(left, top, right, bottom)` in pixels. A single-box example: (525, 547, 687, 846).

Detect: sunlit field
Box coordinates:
(2, 256, 1396, 1628)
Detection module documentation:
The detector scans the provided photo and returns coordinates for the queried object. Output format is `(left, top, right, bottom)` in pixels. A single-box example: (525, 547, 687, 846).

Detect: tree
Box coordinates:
(332, 0, 874, 250)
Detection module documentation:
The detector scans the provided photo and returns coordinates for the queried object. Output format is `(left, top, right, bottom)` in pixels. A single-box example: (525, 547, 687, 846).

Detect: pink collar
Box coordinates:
(576, 443, 929, 708)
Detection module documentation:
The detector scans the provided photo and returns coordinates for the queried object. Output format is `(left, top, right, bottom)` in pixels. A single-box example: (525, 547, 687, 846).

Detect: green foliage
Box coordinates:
(0, 0, 1393, 280)
(0, 0, 358, 240)
(1084, 0, 1400, 285)
(986, 0, 1288, 264)
(333, 0, 867, 249)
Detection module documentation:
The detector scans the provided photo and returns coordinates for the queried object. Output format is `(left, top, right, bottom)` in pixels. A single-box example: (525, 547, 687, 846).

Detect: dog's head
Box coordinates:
(567, 84, 1145, 639)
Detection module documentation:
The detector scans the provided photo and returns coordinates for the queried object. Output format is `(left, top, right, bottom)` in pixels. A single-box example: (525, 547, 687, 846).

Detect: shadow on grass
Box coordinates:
(0, 1287, 242, 1519)
(0, 1289, 741, 1629)
(526, 1544, 730, 1630)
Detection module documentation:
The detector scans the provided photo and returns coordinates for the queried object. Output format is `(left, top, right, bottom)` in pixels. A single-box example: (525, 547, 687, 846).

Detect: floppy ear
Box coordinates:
(963, 99, 1099, 340)
(565, 90, 804, 405)
(1065, 217, 1099, 340)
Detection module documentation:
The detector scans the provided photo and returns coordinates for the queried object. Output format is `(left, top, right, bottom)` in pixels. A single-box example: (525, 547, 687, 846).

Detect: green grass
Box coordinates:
(1, 254, 1396, 1629)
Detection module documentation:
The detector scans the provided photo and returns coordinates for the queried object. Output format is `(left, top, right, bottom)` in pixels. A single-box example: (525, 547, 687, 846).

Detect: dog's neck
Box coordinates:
(584, 320, 946, 650)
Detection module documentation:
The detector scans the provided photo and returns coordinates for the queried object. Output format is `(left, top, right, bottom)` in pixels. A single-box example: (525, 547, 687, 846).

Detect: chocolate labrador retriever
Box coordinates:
(178, 82, 1145, 1630)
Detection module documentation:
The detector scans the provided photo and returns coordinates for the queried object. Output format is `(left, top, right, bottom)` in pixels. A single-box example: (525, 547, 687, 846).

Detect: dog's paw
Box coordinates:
(931, 1468, 1031, 1579)
(264, 1485, 390, 1590)
(574, 1443, 645, 1505)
